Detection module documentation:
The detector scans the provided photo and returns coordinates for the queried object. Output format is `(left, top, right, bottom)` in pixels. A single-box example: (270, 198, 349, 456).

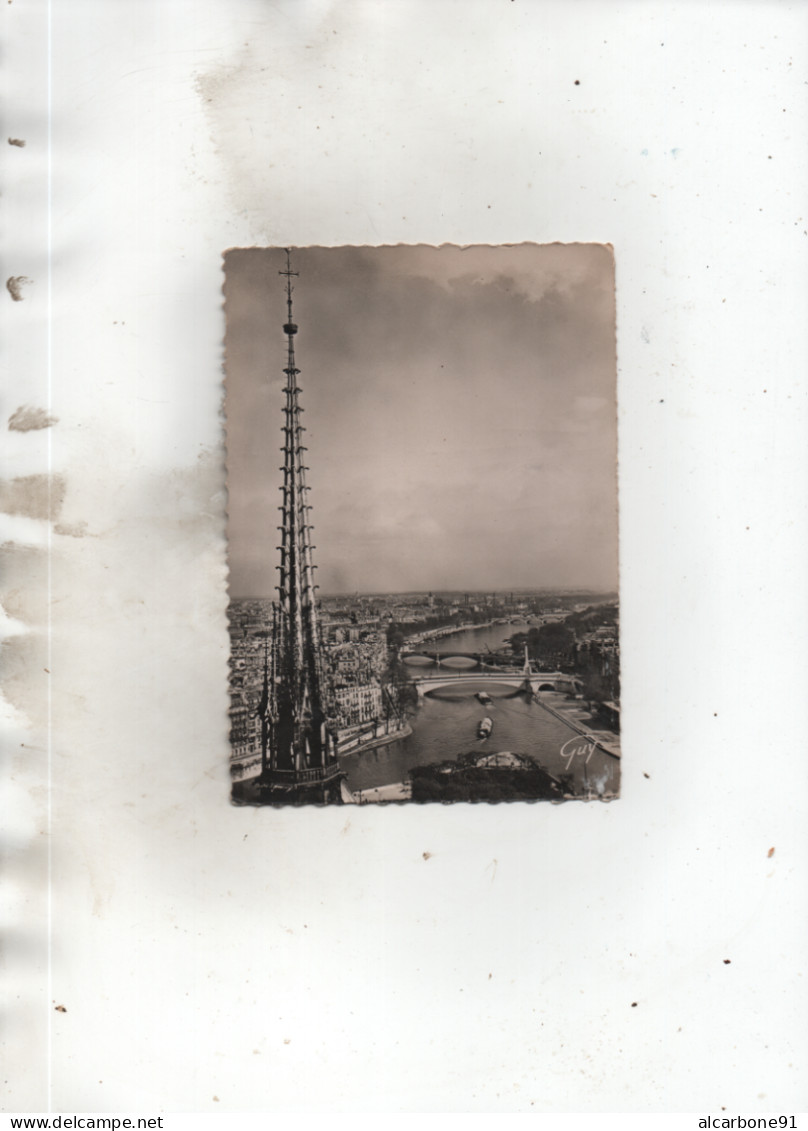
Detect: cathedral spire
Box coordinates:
(258, 249, 341, 803)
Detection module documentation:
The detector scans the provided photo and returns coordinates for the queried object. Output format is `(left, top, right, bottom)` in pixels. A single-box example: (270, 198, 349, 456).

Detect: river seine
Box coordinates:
(339, 622, 620, 798)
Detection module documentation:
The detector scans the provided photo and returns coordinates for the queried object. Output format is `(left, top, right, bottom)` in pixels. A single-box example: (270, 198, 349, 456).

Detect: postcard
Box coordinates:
(224, 244, 619, 805)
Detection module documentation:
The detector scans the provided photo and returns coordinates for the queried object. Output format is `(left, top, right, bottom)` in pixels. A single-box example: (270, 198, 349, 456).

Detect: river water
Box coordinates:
(339, 621, 620, 798)
(403, 620, 527, 656)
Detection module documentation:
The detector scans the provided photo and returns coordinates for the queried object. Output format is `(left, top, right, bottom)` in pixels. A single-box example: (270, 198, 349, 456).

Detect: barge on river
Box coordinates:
(478, 716, 494, 739)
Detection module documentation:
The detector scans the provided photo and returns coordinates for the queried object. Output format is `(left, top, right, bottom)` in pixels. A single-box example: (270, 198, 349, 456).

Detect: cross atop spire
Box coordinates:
(280, 248, 299, 336)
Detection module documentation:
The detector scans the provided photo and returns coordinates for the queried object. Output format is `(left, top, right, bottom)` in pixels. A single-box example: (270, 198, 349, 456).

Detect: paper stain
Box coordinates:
(8, 137, 26, 147)
(0, 474, 66, 521)
(0, 543, 48, 625)
(2, 633, 47, 728)
(6, 276, 33, 302)
(8, 406, 58, 432)
(1, 498, 65, 736)
(82, 837, 115, 918)
(53, 521, 89, 538)
(5, 451, 229, 891)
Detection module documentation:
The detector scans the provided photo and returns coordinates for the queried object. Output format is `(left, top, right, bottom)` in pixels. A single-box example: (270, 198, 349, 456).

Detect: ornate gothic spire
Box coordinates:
(259, 250, 340, 801)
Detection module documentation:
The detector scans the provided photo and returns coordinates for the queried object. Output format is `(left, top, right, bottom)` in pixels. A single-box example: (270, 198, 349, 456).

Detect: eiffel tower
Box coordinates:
(254, 250, 342, 804)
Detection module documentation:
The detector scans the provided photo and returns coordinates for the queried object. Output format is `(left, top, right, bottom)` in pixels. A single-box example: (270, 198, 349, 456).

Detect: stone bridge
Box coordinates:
(401, 650, 513, 668)
(412, 670, 580, 698)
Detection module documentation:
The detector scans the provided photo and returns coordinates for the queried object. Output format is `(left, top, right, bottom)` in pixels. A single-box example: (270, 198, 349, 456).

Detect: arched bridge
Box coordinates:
(412, 670, 580, 698)
(401, 650, 514, 668)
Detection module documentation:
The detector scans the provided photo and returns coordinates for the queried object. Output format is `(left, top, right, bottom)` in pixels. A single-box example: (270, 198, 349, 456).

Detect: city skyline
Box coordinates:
(225, 244, 618, 597)
(236, 587, 620, 600)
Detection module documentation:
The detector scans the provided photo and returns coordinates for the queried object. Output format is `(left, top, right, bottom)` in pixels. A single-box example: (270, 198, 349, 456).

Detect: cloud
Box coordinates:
(225, 244, 617, 595)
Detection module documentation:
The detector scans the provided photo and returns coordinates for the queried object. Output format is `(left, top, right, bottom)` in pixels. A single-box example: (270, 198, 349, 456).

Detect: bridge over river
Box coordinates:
(401, 641, 581, 697)
(412, 669, 580, 698)
(401, 648, 519, 668)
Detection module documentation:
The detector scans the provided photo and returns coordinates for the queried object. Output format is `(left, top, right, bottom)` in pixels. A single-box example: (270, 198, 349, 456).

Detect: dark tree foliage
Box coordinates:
(382, 651, 419, 714)
(576, 642, 621, 708)
(510, 623, 577, 668)
(564, 604, 618, 632)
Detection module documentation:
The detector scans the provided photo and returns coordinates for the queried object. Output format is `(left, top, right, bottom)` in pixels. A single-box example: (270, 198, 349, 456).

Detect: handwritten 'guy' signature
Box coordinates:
(560, 734, 599, 771)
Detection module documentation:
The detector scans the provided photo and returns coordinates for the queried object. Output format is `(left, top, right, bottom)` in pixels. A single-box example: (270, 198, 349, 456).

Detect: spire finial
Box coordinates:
(280, 247, 299, 335)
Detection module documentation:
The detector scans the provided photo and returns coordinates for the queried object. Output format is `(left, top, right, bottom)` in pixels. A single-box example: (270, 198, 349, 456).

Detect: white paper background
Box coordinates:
(2, 0, 807, 1115)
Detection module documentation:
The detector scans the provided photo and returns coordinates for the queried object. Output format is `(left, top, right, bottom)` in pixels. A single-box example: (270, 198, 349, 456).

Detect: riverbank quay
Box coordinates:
(336, 720, 412, 756)
(230, 755, 261, 782)
(536, 693, 621, 759)
(401, 618, 516, 647)
(344, 780, 412, 804)
(228, 722, 412, 784)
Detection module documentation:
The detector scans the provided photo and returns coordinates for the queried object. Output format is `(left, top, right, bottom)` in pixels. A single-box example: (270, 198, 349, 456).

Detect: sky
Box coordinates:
(224, 244, 618, 596)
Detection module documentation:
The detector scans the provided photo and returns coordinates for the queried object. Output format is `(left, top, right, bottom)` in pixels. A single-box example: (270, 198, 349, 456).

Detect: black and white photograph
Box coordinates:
(6, 0, 805, 1116)
(225, 244, 620, 805)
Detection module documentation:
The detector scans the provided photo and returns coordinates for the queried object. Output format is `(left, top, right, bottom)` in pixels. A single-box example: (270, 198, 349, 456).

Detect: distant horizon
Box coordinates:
(232, 587, 619, 602)
(225, 245, 618, 597)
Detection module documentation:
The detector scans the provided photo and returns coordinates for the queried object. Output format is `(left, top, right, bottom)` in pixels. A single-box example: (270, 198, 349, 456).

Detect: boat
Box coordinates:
(475, 691, 492, 704)
(478, 717, 493, 739)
